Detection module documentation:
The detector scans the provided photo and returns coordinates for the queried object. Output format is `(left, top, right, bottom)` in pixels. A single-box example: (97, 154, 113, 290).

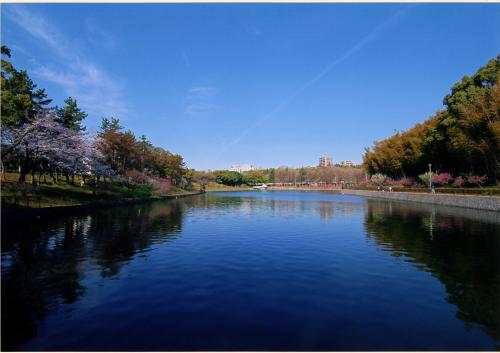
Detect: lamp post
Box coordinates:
(428, 163, 432, 191)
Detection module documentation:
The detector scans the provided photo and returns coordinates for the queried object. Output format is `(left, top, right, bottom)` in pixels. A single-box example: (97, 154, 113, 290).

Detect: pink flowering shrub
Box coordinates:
(467, 175, 487, 187)
(453, 176, 465, 187)
(398, 177, 417, 187)
(383, 178, 396, 186)
(432, 173, 453, 185)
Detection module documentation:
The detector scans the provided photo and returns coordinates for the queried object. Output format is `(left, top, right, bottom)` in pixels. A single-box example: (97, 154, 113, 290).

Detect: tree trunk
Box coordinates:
(71, 174, 75, 185)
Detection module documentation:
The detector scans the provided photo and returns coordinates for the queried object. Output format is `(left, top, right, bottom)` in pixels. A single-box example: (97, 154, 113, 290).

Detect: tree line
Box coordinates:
(363, 55, 500, 184)
(1, 46, 189, 190)
(193, 166, 364, 187)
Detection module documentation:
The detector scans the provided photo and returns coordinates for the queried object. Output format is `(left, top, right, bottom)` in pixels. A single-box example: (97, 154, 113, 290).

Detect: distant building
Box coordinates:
(341, 160, 354, 167)
(229, 164, 255, 173)
(319, 156, 333, 167)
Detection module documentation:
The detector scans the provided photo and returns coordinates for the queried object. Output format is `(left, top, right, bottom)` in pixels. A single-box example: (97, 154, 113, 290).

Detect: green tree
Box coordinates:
(363, 54, 500, 182)
(213, 171, 243, 186)
(242, 170, 268, 185)
(100, 117, 122, 133)
(1, 46, 52, 128)
(56, 97, 87, 131)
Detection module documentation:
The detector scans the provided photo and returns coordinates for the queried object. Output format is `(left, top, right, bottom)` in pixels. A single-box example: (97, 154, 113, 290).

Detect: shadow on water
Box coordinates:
(363, 199, 500, 347)
(1, 199, 187, 350)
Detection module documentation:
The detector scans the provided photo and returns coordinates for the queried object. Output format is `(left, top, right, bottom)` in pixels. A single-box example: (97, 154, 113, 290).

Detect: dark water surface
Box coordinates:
(2, 191, 499, 351)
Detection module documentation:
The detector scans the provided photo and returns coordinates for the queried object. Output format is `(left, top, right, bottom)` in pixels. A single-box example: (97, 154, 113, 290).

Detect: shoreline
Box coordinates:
(1, 190, 204, 224)
(341, 189, 500, 212)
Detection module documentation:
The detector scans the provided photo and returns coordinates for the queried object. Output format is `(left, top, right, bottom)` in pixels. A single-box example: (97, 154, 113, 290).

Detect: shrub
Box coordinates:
(453, 176, 465, 187)
(432, 173, 453, 185)
(370, 173, 387, 186)
(467, 175, 487, 187)
(394, 177, 416, 187)
(383, 178, 396, 186)
(418, 171, 432, 186)
(359, 179, 372, 186)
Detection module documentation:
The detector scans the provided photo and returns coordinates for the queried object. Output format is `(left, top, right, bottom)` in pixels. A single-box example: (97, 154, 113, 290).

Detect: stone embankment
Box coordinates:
(342, 189, 500, 211)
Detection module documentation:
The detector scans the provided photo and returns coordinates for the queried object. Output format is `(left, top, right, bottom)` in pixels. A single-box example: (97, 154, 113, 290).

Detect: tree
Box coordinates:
(363, 55, 500, 183)
(242, 170, 268, 185)
(213, 171, 243, 186)
(1, 46, 52, 128)
(55, 97, 87, 131)
(1, 111, 93, 183)
(100, 117, 123, 133)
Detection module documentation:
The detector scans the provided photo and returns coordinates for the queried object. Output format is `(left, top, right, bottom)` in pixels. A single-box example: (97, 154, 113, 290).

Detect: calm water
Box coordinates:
(2, 191, 499, 351)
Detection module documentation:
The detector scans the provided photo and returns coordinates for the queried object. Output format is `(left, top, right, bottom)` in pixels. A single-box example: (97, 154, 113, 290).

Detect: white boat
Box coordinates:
(252, 183, 268, 190)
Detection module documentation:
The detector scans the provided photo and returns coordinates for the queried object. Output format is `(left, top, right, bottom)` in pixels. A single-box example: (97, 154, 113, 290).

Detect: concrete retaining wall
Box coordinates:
(342, 189, 500, 211)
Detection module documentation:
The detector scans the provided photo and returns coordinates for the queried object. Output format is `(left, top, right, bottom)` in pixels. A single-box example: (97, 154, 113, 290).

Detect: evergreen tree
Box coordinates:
(56, 97, 87, 131)
(1, 46, 52, 128)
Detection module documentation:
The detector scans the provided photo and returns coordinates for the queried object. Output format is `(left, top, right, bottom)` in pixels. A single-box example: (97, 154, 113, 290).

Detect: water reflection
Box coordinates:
(1, 200, 186, 350)
(363, 200, 500, 345)
(1, 193, 499, 350)
(197, 192, 364, 223)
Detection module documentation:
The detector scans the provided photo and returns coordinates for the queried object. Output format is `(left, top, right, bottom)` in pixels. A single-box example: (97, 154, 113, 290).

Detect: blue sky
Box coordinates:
(2, 3, 500, 170)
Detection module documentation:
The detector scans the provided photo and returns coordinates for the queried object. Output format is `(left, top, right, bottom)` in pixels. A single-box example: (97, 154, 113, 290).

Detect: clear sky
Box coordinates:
(2, 3, 499, 170)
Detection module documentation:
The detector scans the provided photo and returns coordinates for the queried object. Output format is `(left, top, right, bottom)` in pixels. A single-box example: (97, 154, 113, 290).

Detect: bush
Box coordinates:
(399, 177, 417, 187)
(370, 173, 387, 186)
(359, 179, 372, 186)
(453, 176, 465, 187)
(418, 171, 432, 186)
(467, 175, 487, 187)
(432, 173, 453, 185)
(383, 178, 396, 186)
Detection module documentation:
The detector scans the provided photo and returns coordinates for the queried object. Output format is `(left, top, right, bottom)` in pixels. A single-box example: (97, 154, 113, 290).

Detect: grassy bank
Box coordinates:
(1, 173, 198, 211)
(201, 183, 254, 192)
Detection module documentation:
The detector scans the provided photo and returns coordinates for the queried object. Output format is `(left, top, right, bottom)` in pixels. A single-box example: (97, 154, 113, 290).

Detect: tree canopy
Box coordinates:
(363, 55, 500, 183)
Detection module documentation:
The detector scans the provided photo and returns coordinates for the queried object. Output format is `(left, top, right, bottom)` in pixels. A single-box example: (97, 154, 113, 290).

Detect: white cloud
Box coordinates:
(4, 5, 128, 119)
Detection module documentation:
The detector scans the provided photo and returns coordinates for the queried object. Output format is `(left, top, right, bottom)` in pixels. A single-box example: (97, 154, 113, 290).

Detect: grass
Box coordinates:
(1, 173, 197, 211)
(201, 182, 254, 192)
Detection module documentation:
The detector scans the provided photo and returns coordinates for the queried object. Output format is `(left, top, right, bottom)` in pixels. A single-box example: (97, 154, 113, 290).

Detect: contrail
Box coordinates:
(216, 5, 415, 159)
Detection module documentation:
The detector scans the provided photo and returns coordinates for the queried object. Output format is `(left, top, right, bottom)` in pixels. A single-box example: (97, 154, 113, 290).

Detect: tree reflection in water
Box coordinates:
(363, 200, 500, 346)
(1, 200, 186, 350)
(1, 193, 499, 350)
